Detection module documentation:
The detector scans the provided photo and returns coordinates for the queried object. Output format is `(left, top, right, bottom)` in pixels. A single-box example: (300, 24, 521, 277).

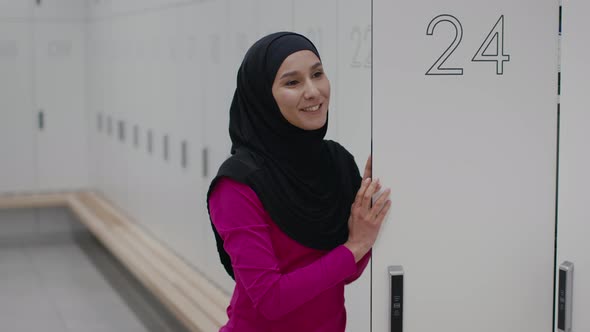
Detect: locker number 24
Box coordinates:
(426, 15, 510, 76)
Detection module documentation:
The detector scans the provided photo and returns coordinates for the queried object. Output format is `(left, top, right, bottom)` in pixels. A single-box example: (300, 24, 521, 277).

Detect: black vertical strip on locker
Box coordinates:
(133, 125, 139, 148)
(390, 273, 403, 332)
(557, 268, 566, 330)
(181, 141, 188, 169)
(552, 103, 561, 332)
(118, 121, 125, 142)
(163, 135, 169, 161)
(38, 110, 44, 130)
(553, 4, 563, 330)
(559, 6, 562, 35)
(147, 130, 153, 154)
(370, 0, 374, 330)
(202, 148, 208, 178)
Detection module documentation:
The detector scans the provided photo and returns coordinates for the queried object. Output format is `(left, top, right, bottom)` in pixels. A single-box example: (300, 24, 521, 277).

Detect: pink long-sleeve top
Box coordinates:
(208, 177, 371, 332)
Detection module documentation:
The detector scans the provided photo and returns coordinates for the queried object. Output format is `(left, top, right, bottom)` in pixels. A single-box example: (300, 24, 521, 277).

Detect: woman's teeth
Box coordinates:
(302, 104, 321, 112)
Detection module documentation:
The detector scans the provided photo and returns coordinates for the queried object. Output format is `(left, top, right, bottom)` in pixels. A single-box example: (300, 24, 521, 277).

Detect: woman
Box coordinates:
(207, 32, 391, 332)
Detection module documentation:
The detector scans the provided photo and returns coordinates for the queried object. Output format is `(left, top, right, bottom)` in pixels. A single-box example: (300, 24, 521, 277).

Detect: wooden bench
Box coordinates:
(0, 190, 230, 332)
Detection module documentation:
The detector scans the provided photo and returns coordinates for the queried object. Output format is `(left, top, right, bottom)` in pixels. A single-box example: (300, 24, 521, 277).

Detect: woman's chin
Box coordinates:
(295, 109, 326, 130)
(301, 118, 327, 130)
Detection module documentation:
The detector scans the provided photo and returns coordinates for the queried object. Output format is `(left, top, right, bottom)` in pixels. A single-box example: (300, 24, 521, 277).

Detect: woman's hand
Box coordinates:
(344, 155, 391, 262)
(362, 154, 372, 181)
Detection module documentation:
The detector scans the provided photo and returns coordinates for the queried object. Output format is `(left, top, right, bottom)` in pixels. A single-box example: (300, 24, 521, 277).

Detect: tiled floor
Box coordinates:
(0, 208, 191, 332)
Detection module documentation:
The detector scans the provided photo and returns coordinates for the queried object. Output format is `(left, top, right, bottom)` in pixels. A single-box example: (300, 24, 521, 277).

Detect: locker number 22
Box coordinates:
(426, 15, 510, 76)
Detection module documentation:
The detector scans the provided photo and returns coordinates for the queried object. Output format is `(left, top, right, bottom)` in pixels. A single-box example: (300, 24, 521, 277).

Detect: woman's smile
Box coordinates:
(301, 103, 323, 113)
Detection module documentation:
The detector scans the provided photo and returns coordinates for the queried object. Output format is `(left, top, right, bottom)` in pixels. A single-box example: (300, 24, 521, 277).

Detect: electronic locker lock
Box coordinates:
(389, 266, 404, 332)
(558, 261, 574, 332)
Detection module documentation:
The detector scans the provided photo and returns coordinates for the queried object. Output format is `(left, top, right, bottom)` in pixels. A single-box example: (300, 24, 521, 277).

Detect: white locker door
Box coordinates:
(0, 1, 31, 19)
(337, 1, 372, 331)
(86, 18, 103, 192)
(257, 0, 293, 36)
(201, 0, 236, 292)
(0, 19, 37, 193)
(337, 0, 371, 160)
(32, 0, 85, 20)
(557, 0, 590, 331)
(372, 1, 558, 331)
(34, 21, 88, 191)
(293, 0, 339, 141)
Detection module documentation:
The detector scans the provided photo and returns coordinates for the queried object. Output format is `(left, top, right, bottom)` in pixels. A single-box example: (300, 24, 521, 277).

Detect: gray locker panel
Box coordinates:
(557, 0, 590, 331)
(293, 0, 340, 141)
(372, 1, 558, 331)
(336, 0, 371, 164)
(0, 0, 32, 19)
(200, 0, 235, 293)
(34, 21, 88, 191)
(336, 1, 372, 331)
(32, 0, 86, 20)
(0, 21, 37, 193)
(256, 0, 293, 37)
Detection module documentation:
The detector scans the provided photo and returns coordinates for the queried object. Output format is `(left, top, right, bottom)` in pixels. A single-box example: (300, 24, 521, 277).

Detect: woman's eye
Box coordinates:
(313, 71, 324, 78)
(286, 80, 298, 86)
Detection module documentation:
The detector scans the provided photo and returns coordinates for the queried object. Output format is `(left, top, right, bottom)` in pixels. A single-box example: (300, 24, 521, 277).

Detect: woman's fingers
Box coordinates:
(362, 178, 380, 209)
(363, 155, 372, 180)
(368, 188, 391, 221)
(354, 177, 372, 207)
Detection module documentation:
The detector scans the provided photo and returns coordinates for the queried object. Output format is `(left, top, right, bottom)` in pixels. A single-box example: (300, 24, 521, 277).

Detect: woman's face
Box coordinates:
(271, 50, 330, 130)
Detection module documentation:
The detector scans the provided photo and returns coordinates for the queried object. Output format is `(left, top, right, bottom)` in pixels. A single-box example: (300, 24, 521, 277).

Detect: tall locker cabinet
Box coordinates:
(372, 1, 559, 331)
(200, 0, 234, 292)
(557, 1, 590, 331)
(0, 2, 36, 193)
(0, 0, 87, 194)
(336, 1, 372, 331)
(33, 0, 88, 191)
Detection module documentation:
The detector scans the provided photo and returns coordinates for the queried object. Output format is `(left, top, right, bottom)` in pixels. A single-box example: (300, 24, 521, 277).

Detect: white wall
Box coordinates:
(557, 0, 590, 331)
(86, 0, 372, 330)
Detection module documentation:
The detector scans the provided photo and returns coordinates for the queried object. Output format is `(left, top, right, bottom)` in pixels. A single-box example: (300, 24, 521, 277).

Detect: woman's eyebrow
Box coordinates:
(279, 70, 298, 80)
(279, 62, 323, 80)
(310, 62, 322, 70)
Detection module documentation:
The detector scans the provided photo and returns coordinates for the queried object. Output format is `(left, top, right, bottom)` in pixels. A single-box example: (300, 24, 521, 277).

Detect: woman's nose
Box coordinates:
(303, 81, 320, 99)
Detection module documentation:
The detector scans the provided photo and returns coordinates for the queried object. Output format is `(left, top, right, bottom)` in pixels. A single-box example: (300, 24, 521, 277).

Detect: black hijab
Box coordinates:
(206, 32, 361, 279)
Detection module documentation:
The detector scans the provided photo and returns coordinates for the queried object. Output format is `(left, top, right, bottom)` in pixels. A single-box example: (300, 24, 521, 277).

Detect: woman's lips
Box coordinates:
(301, 103, 322, 112)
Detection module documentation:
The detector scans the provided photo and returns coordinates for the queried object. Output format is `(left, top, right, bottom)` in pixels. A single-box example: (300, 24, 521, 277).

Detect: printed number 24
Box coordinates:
(426, 15, 510, 76)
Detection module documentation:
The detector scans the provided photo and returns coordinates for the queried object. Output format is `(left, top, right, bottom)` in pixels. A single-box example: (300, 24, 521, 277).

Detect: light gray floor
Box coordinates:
(0, 207, 191, 332)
